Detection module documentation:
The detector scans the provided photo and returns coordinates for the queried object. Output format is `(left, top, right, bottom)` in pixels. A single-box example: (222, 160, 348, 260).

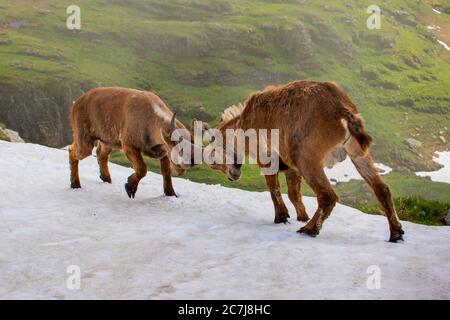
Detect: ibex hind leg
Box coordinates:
(123, 145, 147, 199)
(296, 160, 337, 237)
(350, 153, 404, 242)
(285, 170, 309, 222)
(96, 142, 113, 183)
(69, 138, 94, 189)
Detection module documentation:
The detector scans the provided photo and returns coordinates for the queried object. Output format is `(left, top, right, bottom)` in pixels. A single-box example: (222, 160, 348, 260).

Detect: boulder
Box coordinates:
(2, 129, 24, 143)
(405, 138, 422, 151)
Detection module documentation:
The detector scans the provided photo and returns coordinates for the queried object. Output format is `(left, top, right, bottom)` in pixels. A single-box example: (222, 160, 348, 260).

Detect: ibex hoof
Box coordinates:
(125, 183, 137, 199)
(274, 213, 290, 224)
(297, 226, 319, 238)
(99, 174, 112, 183)
(389, 229, 405, 243)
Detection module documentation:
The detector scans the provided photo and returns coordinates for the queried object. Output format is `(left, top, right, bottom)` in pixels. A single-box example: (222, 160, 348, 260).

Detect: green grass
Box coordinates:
(357, 196, 450, 226)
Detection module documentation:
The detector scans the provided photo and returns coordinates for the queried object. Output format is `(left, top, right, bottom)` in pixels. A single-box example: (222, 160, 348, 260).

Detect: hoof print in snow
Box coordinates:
(125, 183, 137, 199)
(274, 213, 290, 224)
(99, 174, 112, 183)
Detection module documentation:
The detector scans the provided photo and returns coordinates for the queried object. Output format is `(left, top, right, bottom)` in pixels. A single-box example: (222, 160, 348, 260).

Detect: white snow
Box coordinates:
(437, 39, 450, 51)
(432, 8, 442, 14)
(427, 25, 441, 31)
(0, 141, 449, 300)
(325, 157, 392, 184)
(416, 151, 450, 184)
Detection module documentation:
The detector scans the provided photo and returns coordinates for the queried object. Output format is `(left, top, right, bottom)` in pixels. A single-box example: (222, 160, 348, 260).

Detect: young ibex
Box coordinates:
(205, 80, 404, 242)
(69, 87, 198, 198)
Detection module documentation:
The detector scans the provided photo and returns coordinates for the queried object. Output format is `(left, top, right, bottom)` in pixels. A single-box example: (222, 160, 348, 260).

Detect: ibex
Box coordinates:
(69, 87, 199, 198)
(204, 80, 404, 242)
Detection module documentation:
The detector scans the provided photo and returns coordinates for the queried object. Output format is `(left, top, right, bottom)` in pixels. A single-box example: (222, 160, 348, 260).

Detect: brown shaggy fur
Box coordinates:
(210, 80, 404, 242)
(69, 87, 193, 198)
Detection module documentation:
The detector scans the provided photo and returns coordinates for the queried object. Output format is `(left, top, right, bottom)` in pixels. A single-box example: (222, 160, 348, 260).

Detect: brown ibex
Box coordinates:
(205, 80, 404, 242)
(69, 87, 198, 198)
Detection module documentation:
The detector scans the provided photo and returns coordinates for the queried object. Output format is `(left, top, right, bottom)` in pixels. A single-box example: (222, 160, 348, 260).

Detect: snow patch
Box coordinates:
(0, 141, 449, 299)
(325, 157, 392, 184)
(416, 151, 450, 184)
(432, 8, 442, 14)
(437, 40, 450, 51)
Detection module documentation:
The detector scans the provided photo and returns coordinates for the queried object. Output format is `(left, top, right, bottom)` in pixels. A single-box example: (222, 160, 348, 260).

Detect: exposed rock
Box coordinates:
(342, 18, 357, 28)
(362, 33, 395, 49)
(180, 69, 295, 87)
(9, 61, 31, 70)
(446, 210, 450, 226)
(262, 23, 314, 64)
(0, 38, 12, 45)
(383, 63, 402, 71)
(439, 136, 447, 144)
(302, 13, 354, 61)
(2, 129, 24, 143)
(405, 138, 422, 151)
(37, 9, 51, 15)
(0, 80, 96, 147)
(207, 25, 268, 58)
(407, 75, 420, 82)
(361, 69, 380, 81)
(106, 0, 233, 21)
(392, 10, 417, 27)
(0, 124, 10, 142)
(399, 99, 415, 107)
(360, 69, 399, 90)
(9, 19, 28, 29)
(380, 81, 400, 90)
(402, 56, 421, 69)
(139, 32, 210, 57)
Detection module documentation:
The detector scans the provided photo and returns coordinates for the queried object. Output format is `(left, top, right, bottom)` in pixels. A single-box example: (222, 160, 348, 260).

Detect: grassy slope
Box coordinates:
(0, 0, 449, 218)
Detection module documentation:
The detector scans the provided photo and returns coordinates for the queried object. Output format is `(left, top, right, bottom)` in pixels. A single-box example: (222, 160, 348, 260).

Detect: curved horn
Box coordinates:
(170, 112, 177, 133)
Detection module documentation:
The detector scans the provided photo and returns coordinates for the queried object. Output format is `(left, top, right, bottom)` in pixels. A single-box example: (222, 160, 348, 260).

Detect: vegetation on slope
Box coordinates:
(358, 196, 450, 226)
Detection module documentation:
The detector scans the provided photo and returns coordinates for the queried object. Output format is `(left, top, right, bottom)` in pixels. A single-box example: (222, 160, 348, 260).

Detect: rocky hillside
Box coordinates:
(0, 0, 449, 171)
